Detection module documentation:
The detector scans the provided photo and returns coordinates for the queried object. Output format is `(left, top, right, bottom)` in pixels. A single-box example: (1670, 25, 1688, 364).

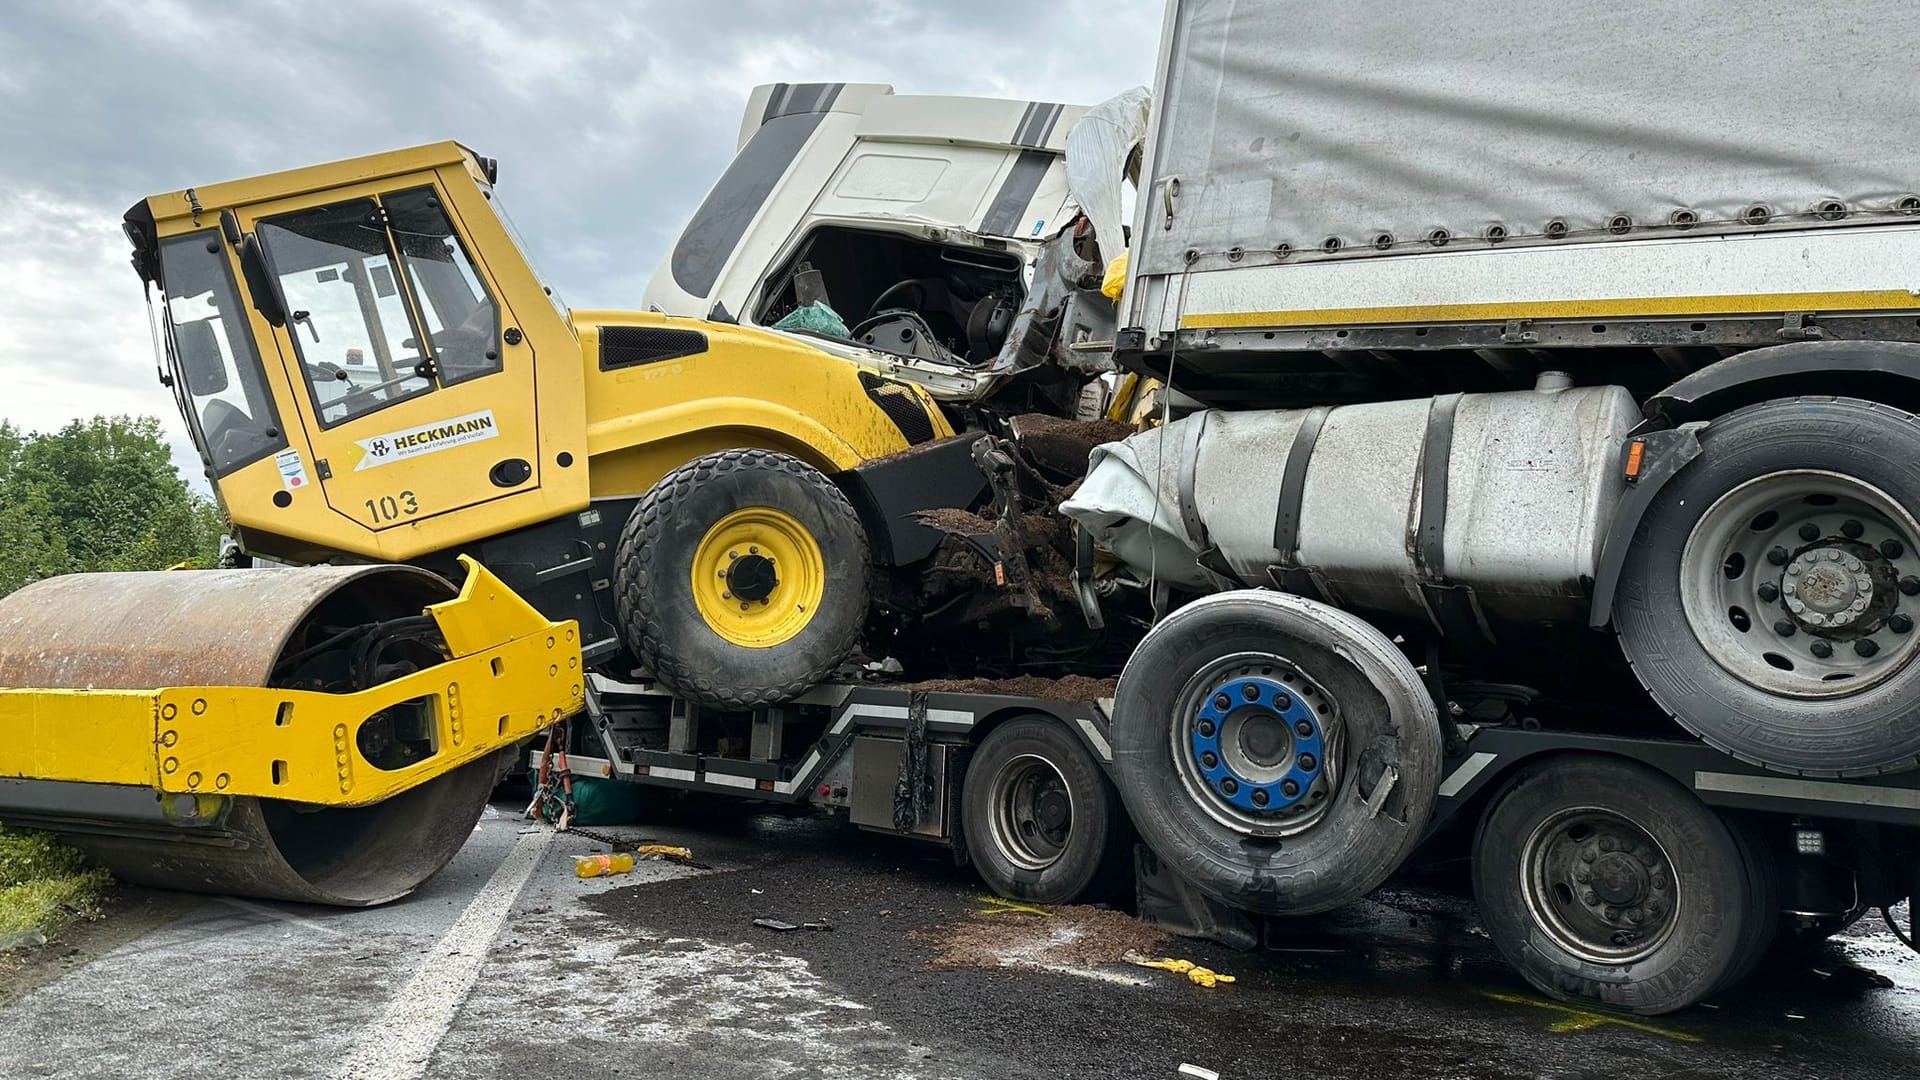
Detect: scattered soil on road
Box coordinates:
(914, 905, 1166, 971)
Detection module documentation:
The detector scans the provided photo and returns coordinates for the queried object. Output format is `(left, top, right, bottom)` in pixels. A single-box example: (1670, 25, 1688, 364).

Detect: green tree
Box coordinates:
(0, 416, 225, 597)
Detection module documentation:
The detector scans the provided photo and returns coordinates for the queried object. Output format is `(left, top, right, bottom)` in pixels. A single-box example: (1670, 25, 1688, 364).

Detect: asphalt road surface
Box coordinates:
(1, 799, 1915, 1080)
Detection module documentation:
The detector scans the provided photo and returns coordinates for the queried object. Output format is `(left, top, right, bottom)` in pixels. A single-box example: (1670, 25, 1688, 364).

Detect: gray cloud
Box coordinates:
(0, 0, 1160, 486)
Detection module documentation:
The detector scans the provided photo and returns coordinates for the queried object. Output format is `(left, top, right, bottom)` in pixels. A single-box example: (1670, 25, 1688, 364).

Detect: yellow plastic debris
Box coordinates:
(1101, 251, 1130, 299)
(575, 852, 635, 878)
(635, 844, 695, 863)
(1125, 952, 1237, 988)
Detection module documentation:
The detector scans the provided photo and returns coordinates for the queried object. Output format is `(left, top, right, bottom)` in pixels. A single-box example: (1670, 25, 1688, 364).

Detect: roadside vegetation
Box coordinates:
(0, 413, 224, 948)
(0, 415, 224, 599)
(0, 827, 112, 947)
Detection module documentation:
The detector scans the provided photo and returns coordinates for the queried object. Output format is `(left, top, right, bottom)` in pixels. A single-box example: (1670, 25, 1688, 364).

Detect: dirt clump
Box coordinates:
(914, 507, 996, 534)
(1010, 414, 1136, 480)
(914, 904, 1169, 971)
(908, 673, 1118, 700)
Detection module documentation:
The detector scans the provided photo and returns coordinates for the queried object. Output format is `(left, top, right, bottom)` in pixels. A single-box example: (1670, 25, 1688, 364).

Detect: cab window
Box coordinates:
(156, 232, 286, 474)
(258, 199, 434, 427)
(385, 188, 501, 387)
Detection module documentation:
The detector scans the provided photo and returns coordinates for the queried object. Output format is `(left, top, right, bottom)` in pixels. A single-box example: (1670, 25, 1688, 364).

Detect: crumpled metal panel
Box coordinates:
(1137, 0, 1920, 277)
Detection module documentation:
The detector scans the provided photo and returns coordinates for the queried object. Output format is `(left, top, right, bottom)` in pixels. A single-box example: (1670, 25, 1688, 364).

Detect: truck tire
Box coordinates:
(961, 716, 1131, 904)
(1109, 590, 1442, 916)
(1473, 754, 1770, 1015)
(1616, 396, 1920, 776)
(615, 449, 869, 707)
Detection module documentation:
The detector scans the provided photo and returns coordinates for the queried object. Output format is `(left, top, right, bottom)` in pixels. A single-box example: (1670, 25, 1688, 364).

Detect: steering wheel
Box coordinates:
(865, 279, 928, 321)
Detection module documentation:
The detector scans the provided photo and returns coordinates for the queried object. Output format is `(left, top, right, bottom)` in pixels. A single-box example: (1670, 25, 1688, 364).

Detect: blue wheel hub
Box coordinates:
(1189, 675, 1327, 813)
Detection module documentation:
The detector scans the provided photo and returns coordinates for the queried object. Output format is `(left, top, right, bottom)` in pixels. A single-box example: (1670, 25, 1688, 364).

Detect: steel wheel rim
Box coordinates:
(690, 506, 826, 648)
(1169, 651, 1342, 838)
(1680, 469, 1920, 699)
(986, 753, 1073, 871)
(1520, 806, 1679, 965)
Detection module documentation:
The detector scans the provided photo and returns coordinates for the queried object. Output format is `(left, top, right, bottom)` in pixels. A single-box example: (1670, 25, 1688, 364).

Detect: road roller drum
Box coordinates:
(0, 558, 583, 906)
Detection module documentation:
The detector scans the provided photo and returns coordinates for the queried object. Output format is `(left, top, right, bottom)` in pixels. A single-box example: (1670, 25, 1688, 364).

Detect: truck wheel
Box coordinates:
(1616, 396, 1920, 776)
(1109, 590, 1442, 916)
(961, 716, 1131, 904)
(1473, 754, 1769, 1015)
(616, 449, 869, 707)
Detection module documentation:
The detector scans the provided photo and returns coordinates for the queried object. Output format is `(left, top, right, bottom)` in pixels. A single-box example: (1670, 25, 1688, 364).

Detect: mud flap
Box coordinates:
(1134, 844, 1260, 951)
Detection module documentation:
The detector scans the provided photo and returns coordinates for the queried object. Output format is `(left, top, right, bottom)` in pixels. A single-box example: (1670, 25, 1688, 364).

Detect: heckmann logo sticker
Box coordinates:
(354, 409, 499, 471)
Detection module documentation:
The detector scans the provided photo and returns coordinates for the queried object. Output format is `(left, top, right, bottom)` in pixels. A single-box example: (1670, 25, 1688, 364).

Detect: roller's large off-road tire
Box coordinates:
(616, 449, 869, 707)
(1473, 754, 1772, 1015)
(1110, 590, 1443, 916)
(961, 716, 1132, 905)
(1616, 396, 1920, 776)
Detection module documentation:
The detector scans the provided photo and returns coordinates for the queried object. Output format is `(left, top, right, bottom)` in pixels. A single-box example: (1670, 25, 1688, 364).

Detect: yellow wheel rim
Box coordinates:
(690, 507, 827, 648)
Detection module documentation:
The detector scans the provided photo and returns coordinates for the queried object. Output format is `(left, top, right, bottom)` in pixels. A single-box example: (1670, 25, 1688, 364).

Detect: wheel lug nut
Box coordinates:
(1221, 778, 1239, 796)
(1892, 614, 1914, 634)
(1197, 720, 1216, 738)
(1774, 619, 1797, 636)
(1274, 694, 1293, 711)
(1295, 721, 1314, 737)
(722, 592, 733, 600)
(1297, 753, 1317, 772)
(1811, 639, 1834, 658)
(1758, 582, 1780, 602)
(1242, 684, 1260, 701)
(1201, 751, 1219, 768)
(1842, 519, 1865, 538)
(1213, 694, 1231, 711)
(1626, 909, 1645, 925)
(1856, 639, 1881, 658)
(1902, 576, 1920, 596)
(1573, 866, 1591, 884)
(1281, 779, 1299, 797)
(1603, 905, 1621, 921)
(1799, 523, 1822, 542)
(1883, 539, 1907, 560)
(1251, 789, 1270, 807)
(1767, 546, 1791, 566)
(1582, 889, 1599, 905)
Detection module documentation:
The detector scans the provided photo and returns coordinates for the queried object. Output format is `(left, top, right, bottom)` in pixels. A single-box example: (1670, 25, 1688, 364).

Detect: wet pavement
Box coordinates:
(0, 798, 1915, 1079)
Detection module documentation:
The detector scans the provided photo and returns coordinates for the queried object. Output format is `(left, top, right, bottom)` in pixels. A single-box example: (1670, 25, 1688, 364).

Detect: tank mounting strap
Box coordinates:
(1266, 404, 1332, 598)
(0, 557, 584, 808)
(1176, 411, 1243, 586)
(1415, 393, 1493, 646)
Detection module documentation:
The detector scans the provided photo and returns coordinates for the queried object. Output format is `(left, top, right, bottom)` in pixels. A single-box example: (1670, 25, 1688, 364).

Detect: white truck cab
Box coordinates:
(643, 83, 1095, 398)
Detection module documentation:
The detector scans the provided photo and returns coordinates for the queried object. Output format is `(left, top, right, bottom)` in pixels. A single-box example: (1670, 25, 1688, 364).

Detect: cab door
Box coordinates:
(239, 180, 543, 554)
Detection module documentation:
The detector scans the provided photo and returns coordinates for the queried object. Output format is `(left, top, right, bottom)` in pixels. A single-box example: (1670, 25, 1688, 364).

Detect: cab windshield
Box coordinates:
(156, 232, 286, 475)
(256, 188, 500, 427)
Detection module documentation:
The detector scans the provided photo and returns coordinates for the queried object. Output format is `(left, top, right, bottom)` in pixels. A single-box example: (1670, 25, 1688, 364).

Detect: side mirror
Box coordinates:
(236, 233, 288, 327)
(174, 319, 229, 395)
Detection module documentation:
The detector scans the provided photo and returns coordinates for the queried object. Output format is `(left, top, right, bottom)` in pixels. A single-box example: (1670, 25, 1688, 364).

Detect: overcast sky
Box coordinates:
(0, 0, 1159, 488)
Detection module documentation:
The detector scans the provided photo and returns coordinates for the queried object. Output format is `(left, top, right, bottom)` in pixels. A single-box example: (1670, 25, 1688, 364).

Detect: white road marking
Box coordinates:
(328, 826, 554, 1080)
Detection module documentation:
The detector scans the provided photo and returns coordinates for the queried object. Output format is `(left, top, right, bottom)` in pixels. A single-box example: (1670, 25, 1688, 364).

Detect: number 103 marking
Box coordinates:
(366, 490, 420, 522)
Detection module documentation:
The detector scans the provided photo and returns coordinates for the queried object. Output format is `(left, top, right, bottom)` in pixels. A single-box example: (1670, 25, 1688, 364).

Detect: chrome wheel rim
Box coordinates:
(1170, 651, 1343, 838)
(1680, 469, 1920, 699)
(1521, 806, 1679, 965)
(986, 753, 1073, 871)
